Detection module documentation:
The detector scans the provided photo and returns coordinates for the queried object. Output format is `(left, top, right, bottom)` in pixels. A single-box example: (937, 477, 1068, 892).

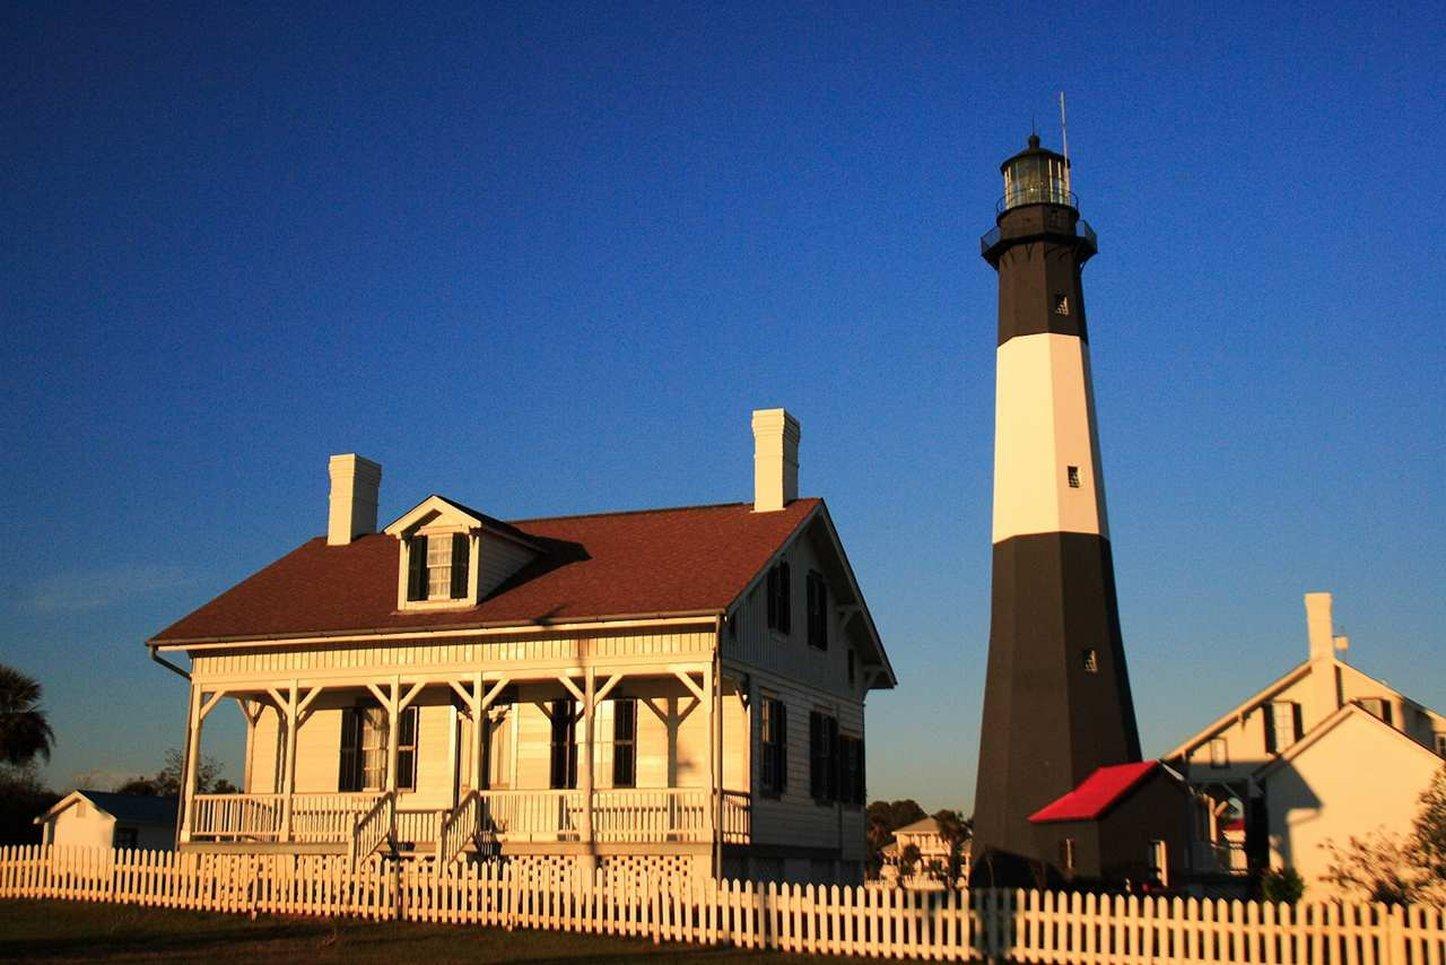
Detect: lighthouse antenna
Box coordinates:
(1058, 91, 1070, 162)
(1059, 91, 1071, 194)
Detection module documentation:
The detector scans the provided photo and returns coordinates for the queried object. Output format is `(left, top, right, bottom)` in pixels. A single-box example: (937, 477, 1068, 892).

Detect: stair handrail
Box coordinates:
(349, 790, 395, 866)
(436, 789, 482, 864)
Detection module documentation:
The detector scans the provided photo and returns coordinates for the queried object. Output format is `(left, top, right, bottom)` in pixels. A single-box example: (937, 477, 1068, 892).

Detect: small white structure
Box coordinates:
(1168, 592, 1445, 894)
(35, 791, 177, 851)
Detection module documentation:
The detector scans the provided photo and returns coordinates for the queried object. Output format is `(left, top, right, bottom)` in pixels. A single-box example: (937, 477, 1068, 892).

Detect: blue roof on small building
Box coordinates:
(75, 791, 178, 826)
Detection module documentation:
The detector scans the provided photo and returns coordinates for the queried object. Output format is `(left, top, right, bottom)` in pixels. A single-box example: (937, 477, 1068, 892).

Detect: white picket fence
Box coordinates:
(2, 845, 1444, 962)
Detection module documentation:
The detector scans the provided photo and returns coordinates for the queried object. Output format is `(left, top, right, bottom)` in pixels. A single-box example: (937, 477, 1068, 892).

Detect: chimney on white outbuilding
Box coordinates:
(327, 453, 382, 545)
(751, 408, 800, 512)
(1303, 591, 1346, 723)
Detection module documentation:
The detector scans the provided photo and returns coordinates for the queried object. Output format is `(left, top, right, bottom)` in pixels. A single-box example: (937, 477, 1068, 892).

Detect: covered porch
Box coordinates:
(177, 663, 751, 864)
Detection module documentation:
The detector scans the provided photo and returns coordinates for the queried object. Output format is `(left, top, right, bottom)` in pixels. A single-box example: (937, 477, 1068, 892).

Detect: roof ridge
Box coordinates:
(506, 498, 815, 525)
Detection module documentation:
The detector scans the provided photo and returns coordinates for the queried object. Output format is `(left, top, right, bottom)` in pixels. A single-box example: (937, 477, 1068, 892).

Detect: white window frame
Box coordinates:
(397, 525, 479, 611)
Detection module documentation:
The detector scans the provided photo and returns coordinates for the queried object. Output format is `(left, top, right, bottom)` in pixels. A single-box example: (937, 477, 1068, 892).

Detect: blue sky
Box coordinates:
(2, 2, 1442, 810)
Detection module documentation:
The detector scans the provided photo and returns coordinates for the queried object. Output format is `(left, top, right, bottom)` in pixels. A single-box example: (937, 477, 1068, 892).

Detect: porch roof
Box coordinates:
(151, 499, 820, 644)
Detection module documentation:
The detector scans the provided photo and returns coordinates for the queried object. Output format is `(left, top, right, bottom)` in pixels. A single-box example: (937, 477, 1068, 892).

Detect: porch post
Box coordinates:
(581, 668, 596, 866)
(179, 683, 203, 844)
(386, 677, 400, 794)
(704, 661, 718, 876)
(281, 682, 299, 841)
(471, 672, 484, 792)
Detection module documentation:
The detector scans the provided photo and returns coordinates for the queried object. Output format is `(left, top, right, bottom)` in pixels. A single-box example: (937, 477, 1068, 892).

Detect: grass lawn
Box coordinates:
(0, 900, 872, 963)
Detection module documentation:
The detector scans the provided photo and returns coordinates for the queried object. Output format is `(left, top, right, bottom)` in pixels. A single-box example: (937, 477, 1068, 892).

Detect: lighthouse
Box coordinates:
(971, 135, 1143, 876)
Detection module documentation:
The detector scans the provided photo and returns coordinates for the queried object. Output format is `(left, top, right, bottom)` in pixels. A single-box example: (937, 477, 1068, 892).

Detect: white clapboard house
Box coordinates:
(1166, 592, 1445, 894)
(147, 409, 895, 883)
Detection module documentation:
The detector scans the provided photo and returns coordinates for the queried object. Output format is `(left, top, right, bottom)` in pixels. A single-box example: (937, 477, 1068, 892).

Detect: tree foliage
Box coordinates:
(117, 749, 234, 797)
(1323, 763, 1446, 905)
(0, 665, 54, 767)
(0, 765, 58, 845)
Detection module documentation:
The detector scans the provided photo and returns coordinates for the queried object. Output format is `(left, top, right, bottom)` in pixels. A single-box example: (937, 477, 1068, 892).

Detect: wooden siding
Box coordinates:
(477, 534, 536, 598)
(1174, 660, 1446, 784)
(745, 668, 867, 860)
(722, 527, 866, 703)
(191, 629, 715, 684)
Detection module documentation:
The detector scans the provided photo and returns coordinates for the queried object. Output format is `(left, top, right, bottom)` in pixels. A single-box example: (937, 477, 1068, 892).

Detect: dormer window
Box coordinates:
(407, 534, 470, 602)
(387, 493, 542, 611)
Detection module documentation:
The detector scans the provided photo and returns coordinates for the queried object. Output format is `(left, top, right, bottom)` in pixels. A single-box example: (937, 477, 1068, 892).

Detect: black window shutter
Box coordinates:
(407, 535, 428, 601)
(809, 711, 821, 800)
(777, 702, 788, 793)
(827, 716, 840, 802)
(766, 566, 778, 630)
(338, 708, 361, 792)
(450, 533, 469, 599)
(850, 740, 861, 810)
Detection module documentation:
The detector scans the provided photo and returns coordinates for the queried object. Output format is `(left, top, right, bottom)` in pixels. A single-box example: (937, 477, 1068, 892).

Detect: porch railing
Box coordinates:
(721, 790, 750, 844)
(290, 792, 386, 843)
(190, 793, 284, 841)
(476, 789, 585, 843)
(192, 788, 752, 848)
(591, 788, 705, 841)
(437, 790, 482, 863)
(349, 791, 395, 864)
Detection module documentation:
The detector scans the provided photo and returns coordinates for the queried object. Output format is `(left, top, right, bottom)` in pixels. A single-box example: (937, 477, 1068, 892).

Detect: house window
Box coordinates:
(760, 697, 787, 797)
(339, 703, 415, 791)
(1435, 733, 1446, 758)
(611, 698, 637, 788)
(407, 533, 470, 602)
(809, 710, 839, 804)
(549, 699, 577, 790)
(806, 571, 828, 650)
(1208, 737, 1229, 768)
(766, 562, 791, 636)
(1264, 701, 1301, 754)
(1150, 840, 1169, 887)
(1060, 837, 1076, 873)
(839, 734, 866, 806)
(395, 706, 419, 792)
(1054, 293, 1070, 316)
(1067, 466, 1081, 488)
(1358, 698, 1393, 726)
(113, 827, 138, 849)
(1083, 648, 1099, 673)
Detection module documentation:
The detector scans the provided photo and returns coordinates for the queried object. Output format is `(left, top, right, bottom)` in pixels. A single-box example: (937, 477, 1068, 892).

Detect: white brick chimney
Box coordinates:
(1303, 591, 1346, 724)
(327, 453, 382, 545)
(751, 408, 800, 512)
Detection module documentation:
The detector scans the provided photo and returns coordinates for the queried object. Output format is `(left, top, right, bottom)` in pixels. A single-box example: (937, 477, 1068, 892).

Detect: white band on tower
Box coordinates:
(992, 332, 1110, 544)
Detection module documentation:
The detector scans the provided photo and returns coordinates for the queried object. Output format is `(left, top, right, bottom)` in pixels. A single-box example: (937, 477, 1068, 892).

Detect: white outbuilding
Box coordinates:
(35, 791, 178, 851)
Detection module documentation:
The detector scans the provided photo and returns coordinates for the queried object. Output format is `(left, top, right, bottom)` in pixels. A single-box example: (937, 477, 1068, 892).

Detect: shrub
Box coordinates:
(1260, 867, 1305, 904)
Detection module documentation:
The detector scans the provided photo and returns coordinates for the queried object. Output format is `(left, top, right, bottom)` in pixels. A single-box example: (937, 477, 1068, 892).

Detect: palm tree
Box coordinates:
(0, 665, 54, 766)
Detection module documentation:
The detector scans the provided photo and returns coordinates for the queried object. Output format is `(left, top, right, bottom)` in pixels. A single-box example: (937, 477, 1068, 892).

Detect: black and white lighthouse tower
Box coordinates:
(972, 136, 1143, 876)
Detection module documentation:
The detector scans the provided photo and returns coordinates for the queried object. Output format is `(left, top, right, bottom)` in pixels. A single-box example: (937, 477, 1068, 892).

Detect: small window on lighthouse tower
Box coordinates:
(1083, 648, 1099, 673)
(1067, 466, 1081, 488)
(1053, 292, 1070, 316)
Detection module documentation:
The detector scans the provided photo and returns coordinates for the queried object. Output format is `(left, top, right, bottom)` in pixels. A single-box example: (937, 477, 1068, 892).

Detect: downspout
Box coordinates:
(149, 644, 191, 680)
(713, 613, 724, 880)
(148, 643, 191, 846)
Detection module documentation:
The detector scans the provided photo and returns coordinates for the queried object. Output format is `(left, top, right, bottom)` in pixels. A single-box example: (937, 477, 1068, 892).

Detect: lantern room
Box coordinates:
(999, 134, 1074, 212)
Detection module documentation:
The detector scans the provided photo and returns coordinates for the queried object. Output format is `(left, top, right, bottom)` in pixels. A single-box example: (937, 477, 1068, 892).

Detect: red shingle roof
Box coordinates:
(1027, 761, 1160, 824)
(151, 499, 820, 644)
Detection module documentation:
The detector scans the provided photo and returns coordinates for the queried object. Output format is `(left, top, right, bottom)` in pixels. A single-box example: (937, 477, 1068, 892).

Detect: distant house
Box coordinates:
(1165, 592, 1446, 894)
(146, 410, 896, 883)
(35, 791, 178, 851)
(880, 816, 968, 888)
